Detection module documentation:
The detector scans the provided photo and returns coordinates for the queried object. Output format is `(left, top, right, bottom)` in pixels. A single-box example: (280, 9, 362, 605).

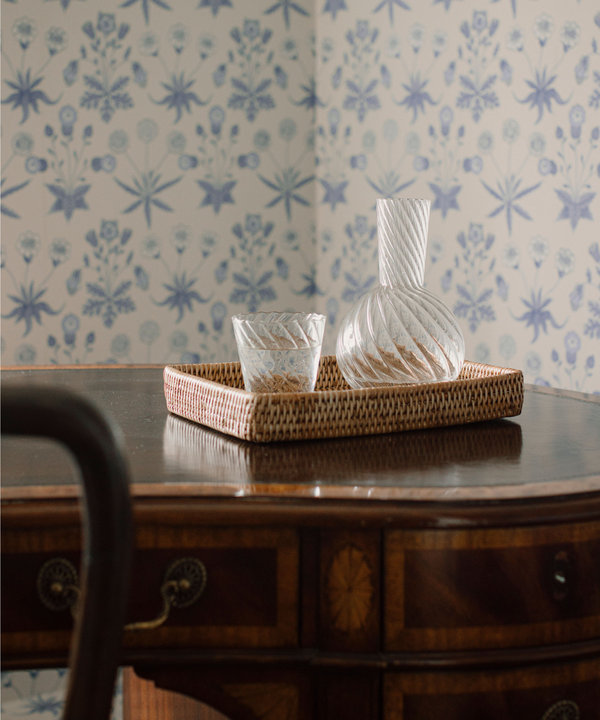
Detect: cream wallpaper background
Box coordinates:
(2, 0, 600, 394)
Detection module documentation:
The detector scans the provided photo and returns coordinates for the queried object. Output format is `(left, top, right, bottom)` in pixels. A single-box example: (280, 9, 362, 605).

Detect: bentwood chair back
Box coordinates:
(2, 386, 133, 720)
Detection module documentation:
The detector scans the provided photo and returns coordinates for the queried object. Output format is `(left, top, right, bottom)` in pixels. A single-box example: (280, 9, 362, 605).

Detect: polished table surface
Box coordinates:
(2, 366, 600, 504)
(2, 366, 600, 720)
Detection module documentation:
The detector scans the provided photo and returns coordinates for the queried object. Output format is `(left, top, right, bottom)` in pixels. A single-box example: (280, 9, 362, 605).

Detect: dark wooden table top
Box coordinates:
(2, 366, 599, 512)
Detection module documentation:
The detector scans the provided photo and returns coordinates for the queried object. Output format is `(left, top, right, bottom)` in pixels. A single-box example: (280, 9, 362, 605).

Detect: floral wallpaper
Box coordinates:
(2, 0, 316, 369)
(1, 668, 122, 719)
(2, 2, 600, 712)
(2, 0, 599, 393)
(312, 0, 600, 394)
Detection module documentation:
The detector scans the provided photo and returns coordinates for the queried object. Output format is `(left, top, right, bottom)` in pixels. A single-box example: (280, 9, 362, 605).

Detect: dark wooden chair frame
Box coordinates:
(2, 386, 133, 720)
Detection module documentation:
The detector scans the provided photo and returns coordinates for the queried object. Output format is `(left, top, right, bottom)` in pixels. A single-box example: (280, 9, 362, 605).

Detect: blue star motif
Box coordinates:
(294, 266, 325, 298)
(428, 183, 461, 218)
(264, 0, 309, 30)
(259, 169, 314, 221)
(320, 179, 348, 210)
(367, 172, 415, 201)
(323, 0, 347, 20)
(120, 0, 171, 24)
(373, 0, 410, 24)
(291, 77, 325, 119)
(46, 184, 90, 221)
(228, 78, 275, 123)
(555, 190, 596, 230)
(514, 289, 565, 342)
(516, 68, 568, 123)
(197, 180, 236, 214)
(2, 283, 60, 336)
(343, 80, 380, 123)
(115, 172, 182, 227)
(2, 70, 59, 124)
(342, 274, 377, 304)
(156, 273, 209, 322)
(230, 272, 277, 313)
(153, 74, 208, 123)
(197, 0, 232, 15)
(22, 696, 64, 717)
(395, 74, 438, 123)
(482, 176, 540, 234)
(1, 178, 29, 218)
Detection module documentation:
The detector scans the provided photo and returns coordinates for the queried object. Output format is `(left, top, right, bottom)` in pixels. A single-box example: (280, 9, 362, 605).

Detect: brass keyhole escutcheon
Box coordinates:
(551, 550, 571, 602)
(37, 556, 207, 631)
(541, 700, 579, 720)
(37, 558, 80, 612)
(164, 557, 207, 609)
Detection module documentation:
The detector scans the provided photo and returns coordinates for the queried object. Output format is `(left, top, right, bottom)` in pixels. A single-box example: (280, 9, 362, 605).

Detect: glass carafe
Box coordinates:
(336, 198, 465, 389)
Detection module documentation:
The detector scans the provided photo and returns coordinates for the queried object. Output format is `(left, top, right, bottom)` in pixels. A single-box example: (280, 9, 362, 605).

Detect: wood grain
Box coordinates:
(384, 657, 600, 720)
(2, 525, 299, 659)
(134, 664, 314, 720)
(385, 522, 600, 652)
(123, 667, 228, 720)
(5, 493, 600, 532)
(317, 671, 380, 720)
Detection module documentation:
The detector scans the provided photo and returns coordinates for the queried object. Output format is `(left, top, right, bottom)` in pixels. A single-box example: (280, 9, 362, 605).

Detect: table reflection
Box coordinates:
(163, 415, 523, 487)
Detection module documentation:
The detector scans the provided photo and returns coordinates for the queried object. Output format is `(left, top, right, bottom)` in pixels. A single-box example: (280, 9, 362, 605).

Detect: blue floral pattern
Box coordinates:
(2, 1, 600, 395)
(45, 108, 93, 221)
(228, 20, 277, 122)
(2, 17, 63, 124)
(192, 107, 238, 213)
(81, 221, 138, 328)
(112, 119, 183, 227)
(456, 12, 500, 123)
(451, 223, 496, 333)
(76, 14, 136, 123)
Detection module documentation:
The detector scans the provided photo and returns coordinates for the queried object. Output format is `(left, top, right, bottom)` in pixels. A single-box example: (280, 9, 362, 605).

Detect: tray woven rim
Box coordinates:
(164, 356, 524, 443)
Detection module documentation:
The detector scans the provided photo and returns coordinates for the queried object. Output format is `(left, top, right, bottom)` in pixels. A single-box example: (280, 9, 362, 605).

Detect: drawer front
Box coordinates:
(384, 657, 600, 720)
(2, 525, 298, 659)
(385, 522, 600, 651)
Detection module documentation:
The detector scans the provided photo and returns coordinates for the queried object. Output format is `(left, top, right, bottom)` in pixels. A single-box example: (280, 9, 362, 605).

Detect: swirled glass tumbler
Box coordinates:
(233, 311, 326, 393)
(336, 198, 465, 388)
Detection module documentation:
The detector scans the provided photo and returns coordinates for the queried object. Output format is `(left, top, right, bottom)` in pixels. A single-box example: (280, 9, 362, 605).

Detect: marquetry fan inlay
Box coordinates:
(223, 683, 299, 720)
(326, 544, 374, 633)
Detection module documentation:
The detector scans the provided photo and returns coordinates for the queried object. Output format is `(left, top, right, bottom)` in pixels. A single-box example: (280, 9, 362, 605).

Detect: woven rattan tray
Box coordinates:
(164, 355, 524, 443)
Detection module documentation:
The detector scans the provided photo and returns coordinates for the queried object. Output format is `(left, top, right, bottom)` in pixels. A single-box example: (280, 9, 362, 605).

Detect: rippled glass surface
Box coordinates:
(233, 311, 326, 393)
(336, 198, 465, 389)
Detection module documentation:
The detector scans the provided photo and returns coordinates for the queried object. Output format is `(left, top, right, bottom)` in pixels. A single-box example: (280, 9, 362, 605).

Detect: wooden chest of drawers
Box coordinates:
(3, 368, 600, 718)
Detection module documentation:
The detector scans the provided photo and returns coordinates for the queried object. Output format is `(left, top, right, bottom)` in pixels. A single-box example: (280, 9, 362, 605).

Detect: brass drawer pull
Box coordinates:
(37, 557, 207, 630)
(125, 557, 207, 631)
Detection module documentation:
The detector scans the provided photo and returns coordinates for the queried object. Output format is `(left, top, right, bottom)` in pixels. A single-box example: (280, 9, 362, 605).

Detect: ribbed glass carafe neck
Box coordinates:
(376, 198, 429, 288)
